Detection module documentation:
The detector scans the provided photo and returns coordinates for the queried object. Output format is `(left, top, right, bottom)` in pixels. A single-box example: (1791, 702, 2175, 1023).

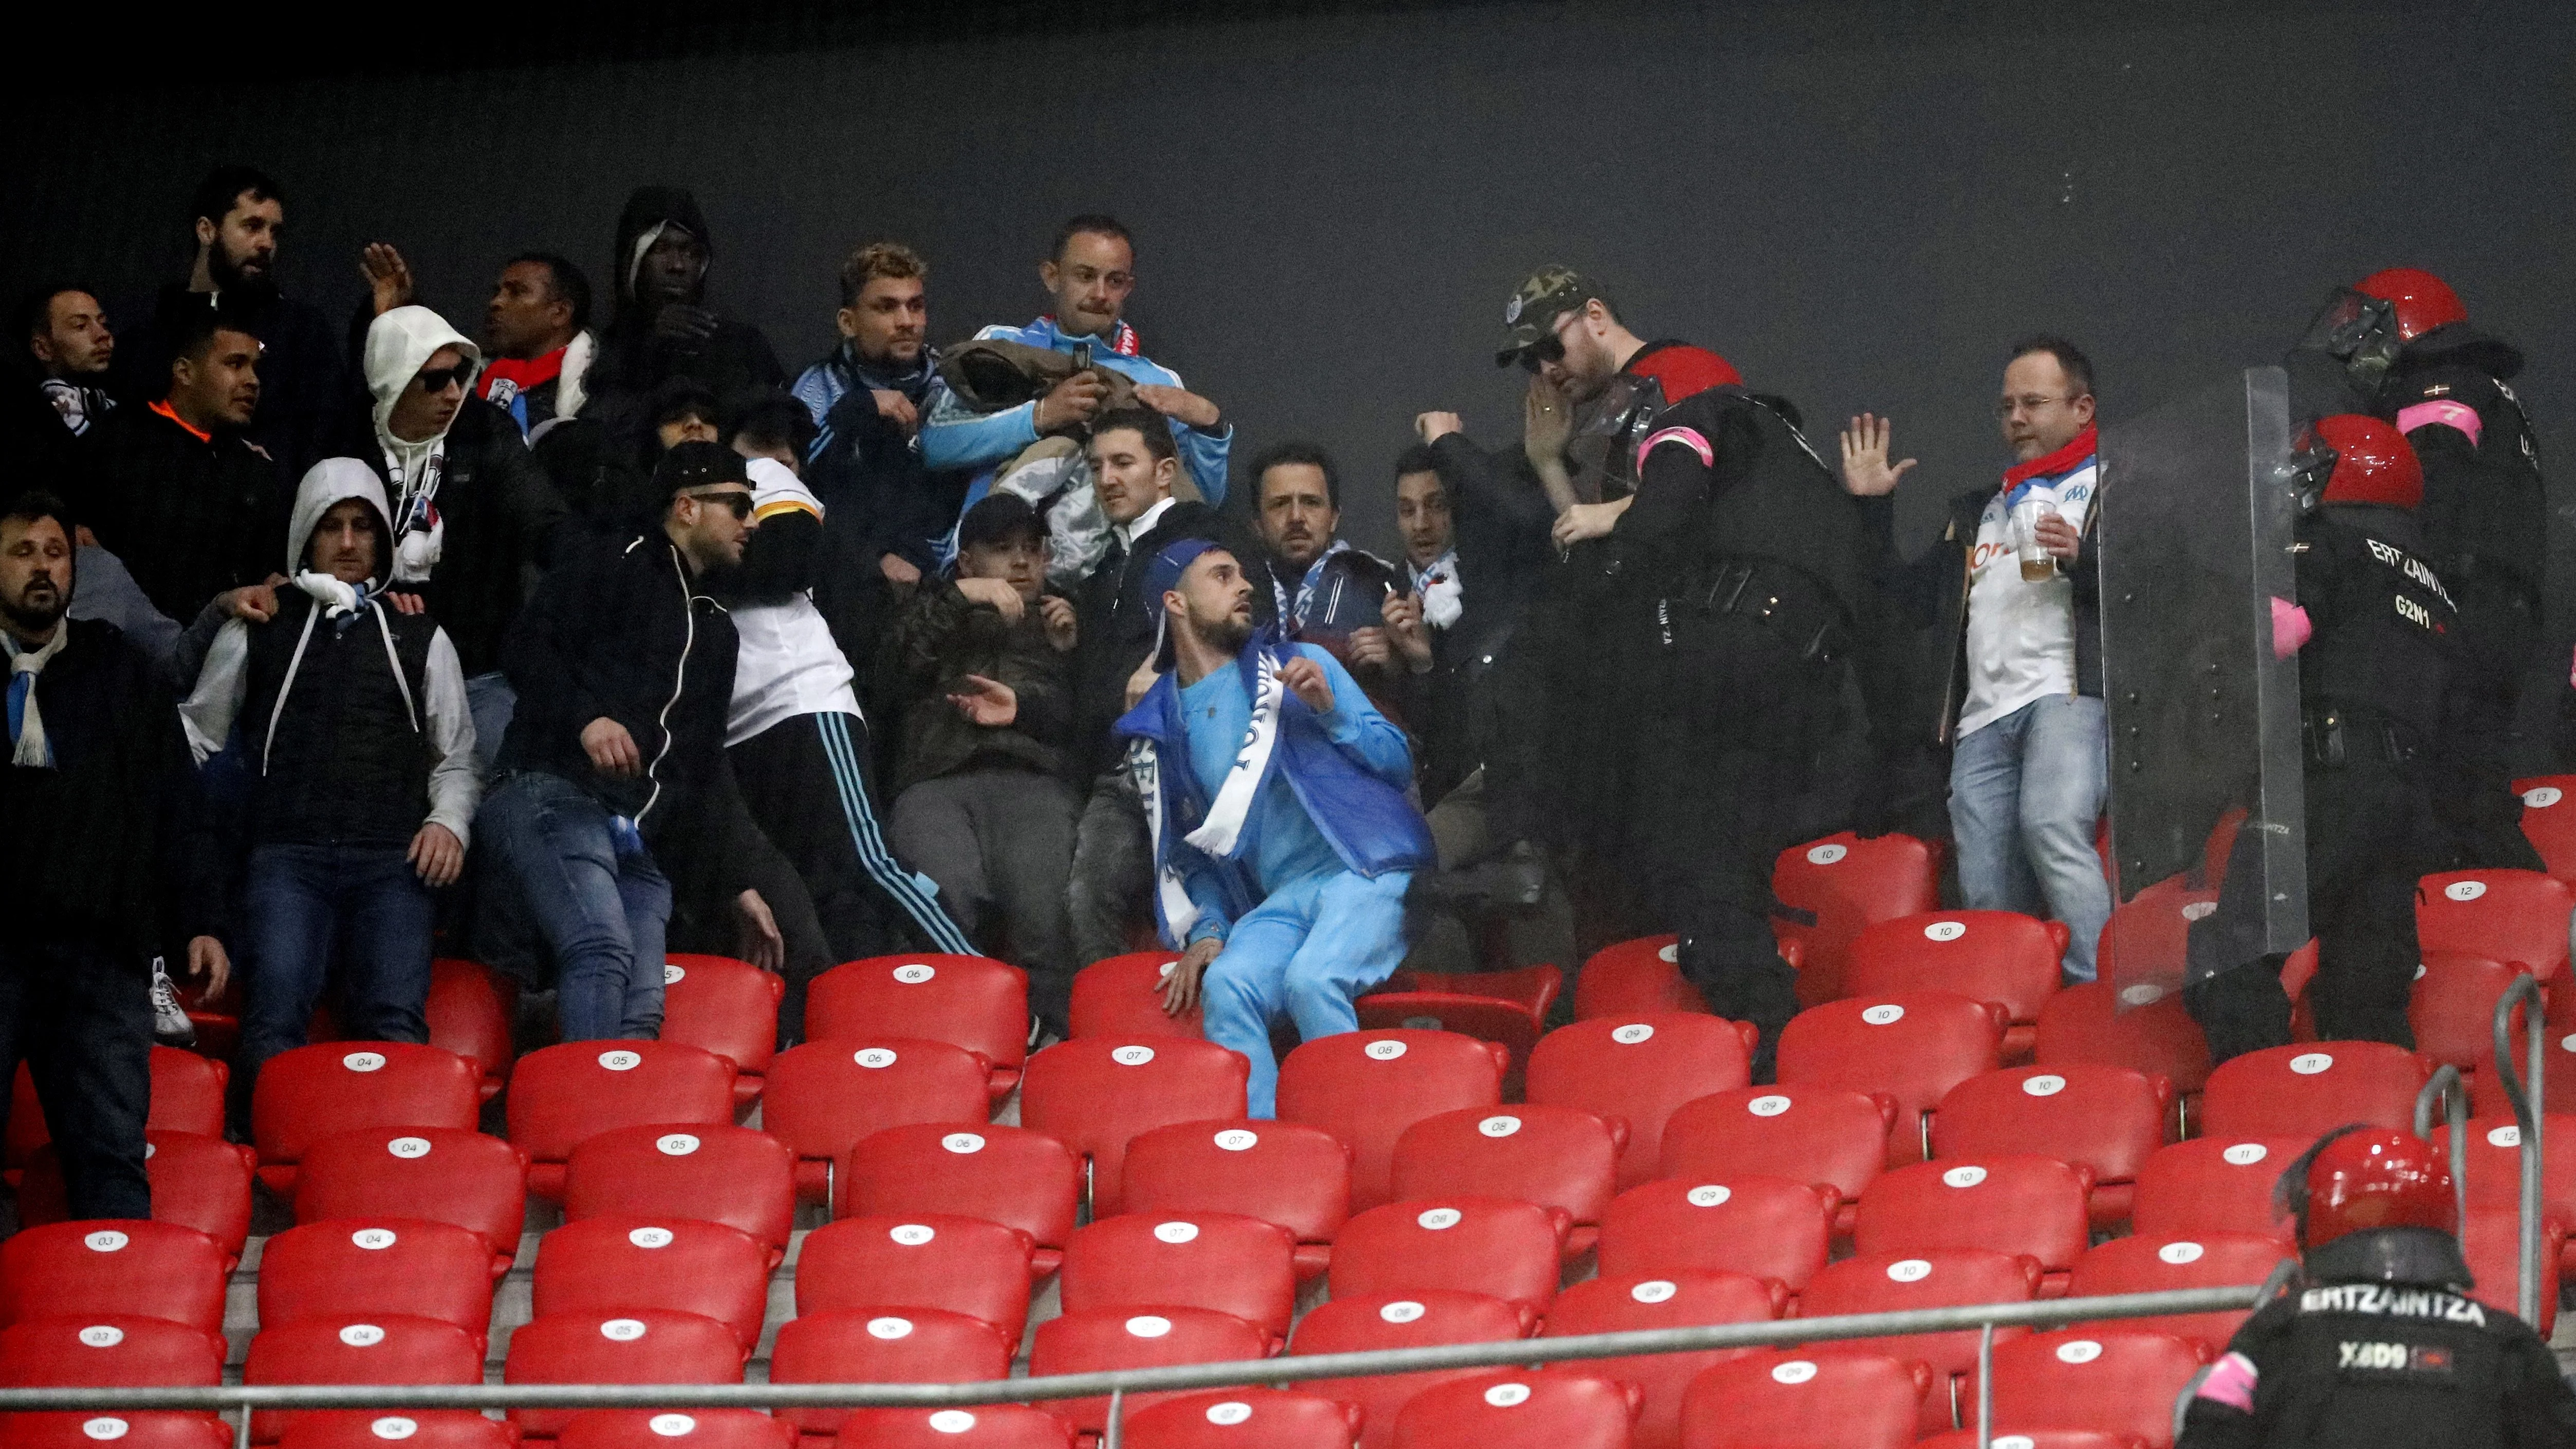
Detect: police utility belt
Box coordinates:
(1668, 556, 1850, 664)
(2302, 705, 2422, 769)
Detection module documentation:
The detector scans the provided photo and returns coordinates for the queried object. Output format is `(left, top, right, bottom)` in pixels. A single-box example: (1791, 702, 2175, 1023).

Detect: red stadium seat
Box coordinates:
(661, 954, 785, 1109)
(1331, 1197, 1567, 1314)
(1526, 1014, 1754, 1189)
(556, 1410, 791, 1449)
(1678, 1350, 1930, 1449)
(1796, 1249, 2039, 1434)
(1917, 1433, 2141, 1449)
(1778, 992, 2006, 1164)
(426, 958, 516, 1101)
(503, 1309, 747, 1437)
(563, 1123, 796, 1264)
(1657, 1087, 1894, 1233)
(2130, 1138, 2303, 1243)
(1277, 1030, 1505, 1213)
(1290, 1291, 1536, 1449)
(1773, 831, 1942, 1007)
(1539, 1272, 1778, 1449)
(1031, 1307, 1272, 1437)
(2068, 1232, 2293, 1351)
(506, 1042, 737, 1201)
(0, 1315, 226, 1391)
(763, 1037, 989, 1205)
(2481, 1021, 2576, 1117)
(1389, 1105, 1620, 1255)
(1120, 1390, 1358, 1449)
(4, 1415, 232, 1449)
(533, 1215, 771, 1350)
(293, 1127, 528, 1275)
(1357, 966, 1561, 1093)
(2409, 952, 2538, 1071)
(798, 1216, 1035, 1343)
(2435, 1114, 2576, 1269)
(250, 1042, 480, 1195)
(8, 1048, 227, 1177)
(1855, 1155, 2092, 1291)
(1391, 1371, 1637, 1449)
(838, 1124, 1080, 1273)
(257, 1219, 496, 1346)
(2418, 868, 2572, 979)
(1122, 1120, 1352, 1280)
(275, 1414, 511, 1449)
(243, 1316, 484, 1442)
(2464, 1203, 2570, 1336)
(1930, 1065, 2171, 1227)
(770, 1309, 1012, 1440)
(1845, 911, 2065, 1062)
(1061, 1211, 1298, 1347)
(1984, 1329, 2210, 1449)
(1595, 1175, 1833, 1295)
(1070, 952, 1204, 1041)
(15, 1132, 255, 1267)
(2035, 979, 2214, 1107)
(2517, 775, 2576, 882)
(807, 955, 1028, 1099)
(2199, 1043, 2428, 1141)
(1018, 1037, 1249, 1217)
(0, 1222, 226, 1333)
(1573, 937, 1700, 1021)
(834, 1406, 1074, 1449)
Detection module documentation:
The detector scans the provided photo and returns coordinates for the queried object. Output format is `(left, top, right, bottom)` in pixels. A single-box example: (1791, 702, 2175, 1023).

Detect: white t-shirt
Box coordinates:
(1958, 455, 2098, 738)
(727, 461, 862, 746)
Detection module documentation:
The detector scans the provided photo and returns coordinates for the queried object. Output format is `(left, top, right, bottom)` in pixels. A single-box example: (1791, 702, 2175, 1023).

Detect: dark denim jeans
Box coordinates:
(476, 771, 671, 1041)
(0, 926, 151, 1219)
(239, 842, 435, 1087)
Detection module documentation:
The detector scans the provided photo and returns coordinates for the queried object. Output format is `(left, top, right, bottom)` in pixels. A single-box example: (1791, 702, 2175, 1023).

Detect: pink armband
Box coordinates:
(2196, 1351, 2259, 1412)
(2271, 597, 2312, 659)
(1635, 426, 1714, 473)
(2395, 398, 2481, 446)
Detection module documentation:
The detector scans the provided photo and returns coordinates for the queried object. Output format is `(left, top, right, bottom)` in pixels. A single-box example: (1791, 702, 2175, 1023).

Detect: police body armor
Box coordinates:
(2295, 504, 2456, 759)
(2400, 361, 2546, 604)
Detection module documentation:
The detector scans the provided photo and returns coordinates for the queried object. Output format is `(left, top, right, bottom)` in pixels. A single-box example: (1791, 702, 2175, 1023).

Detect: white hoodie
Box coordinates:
(727, 458, 862, 746)
(364, 305, 483, 585)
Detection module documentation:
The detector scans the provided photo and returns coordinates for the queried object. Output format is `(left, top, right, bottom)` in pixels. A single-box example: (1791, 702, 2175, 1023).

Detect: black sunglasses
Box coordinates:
(683, 488, 755, 520)
(1517, 333, 1567, 374)
(415, 364, 475, 394)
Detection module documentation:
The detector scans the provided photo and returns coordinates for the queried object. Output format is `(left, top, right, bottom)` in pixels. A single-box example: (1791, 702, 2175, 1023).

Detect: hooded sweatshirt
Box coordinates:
(183, 457, 479, 849)
(589, 187, 785, 411)
(364, 306, 484, 586)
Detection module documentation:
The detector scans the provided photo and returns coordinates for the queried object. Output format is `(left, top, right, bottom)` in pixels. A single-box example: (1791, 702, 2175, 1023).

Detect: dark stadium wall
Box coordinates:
(7, 0, 2571, 726)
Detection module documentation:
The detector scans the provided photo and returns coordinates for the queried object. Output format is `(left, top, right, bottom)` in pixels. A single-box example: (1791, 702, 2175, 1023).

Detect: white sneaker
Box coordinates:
(149, 958, 196, 1047)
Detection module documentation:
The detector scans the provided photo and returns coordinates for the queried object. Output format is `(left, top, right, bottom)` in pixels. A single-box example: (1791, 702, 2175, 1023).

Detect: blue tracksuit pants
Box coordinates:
(1203, 868, 1412, 1118)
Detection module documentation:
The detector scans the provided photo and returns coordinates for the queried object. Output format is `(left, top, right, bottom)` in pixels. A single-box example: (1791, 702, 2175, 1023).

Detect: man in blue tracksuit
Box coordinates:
(920, 215, 1231, 505)
(1117, 539, 1434, 1117)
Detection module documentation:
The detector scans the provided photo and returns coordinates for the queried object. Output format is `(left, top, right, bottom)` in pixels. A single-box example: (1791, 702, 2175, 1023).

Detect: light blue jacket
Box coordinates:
(919, 315, 1231, 504)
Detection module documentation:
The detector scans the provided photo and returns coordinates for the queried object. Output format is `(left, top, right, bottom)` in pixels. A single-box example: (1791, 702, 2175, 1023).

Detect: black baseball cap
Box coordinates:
(957, 492, 1045, 552)
(653, 439, 751, 497)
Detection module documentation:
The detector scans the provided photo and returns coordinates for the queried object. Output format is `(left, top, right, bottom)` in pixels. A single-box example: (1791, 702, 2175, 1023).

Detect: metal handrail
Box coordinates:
(0, 1285, 2266, 1422)
(2414, 1061, 2470, 1233)
(2490, 972, 2548, 1325)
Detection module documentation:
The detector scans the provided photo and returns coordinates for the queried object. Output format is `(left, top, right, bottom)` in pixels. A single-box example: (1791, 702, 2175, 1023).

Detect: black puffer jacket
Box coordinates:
(881, 581, 1072, 796)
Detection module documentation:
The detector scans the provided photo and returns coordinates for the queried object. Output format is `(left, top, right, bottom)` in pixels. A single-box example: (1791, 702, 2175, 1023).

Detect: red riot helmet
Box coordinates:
(2298, 414, 2423, 511)
(2278, 1126, 2457, 1252)
(2354, 268, 2471, 342)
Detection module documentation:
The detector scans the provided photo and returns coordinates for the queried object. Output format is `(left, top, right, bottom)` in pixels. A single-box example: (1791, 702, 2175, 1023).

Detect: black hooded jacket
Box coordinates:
(585, 188, 785, 431)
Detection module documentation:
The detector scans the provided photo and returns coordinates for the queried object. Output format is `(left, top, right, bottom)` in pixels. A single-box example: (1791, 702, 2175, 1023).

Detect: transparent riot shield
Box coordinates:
(2097, 365, 2308, 1009)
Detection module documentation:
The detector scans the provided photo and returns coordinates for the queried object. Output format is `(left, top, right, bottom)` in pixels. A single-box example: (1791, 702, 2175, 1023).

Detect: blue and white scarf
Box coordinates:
(1130, 630, 1290, 941)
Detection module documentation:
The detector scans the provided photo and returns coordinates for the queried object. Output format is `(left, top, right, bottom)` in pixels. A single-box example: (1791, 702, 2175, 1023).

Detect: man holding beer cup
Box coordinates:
(1841, 337, 2107, 983)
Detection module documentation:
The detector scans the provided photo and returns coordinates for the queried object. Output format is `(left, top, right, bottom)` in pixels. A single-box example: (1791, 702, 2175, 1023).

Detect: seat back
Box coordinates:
(501, 1309, 747, 1437)
(2417, 868, 2572, 978)
(244, 1316, 485, 1441)
(0, 1221, 227, 1333)
(256, 1219, 496, 1343)
(2067, 1232, 2294, 1351)
(1845, 911, 2063, 1028)
(0, 1315, 226, 1387)
(1772, 831, 1941, 1006)
(2200, 1043, 2428, 1140)
(423, 958, 516, 1097)
(1596, 1175, 1833, 1293)
(840, 1124, 1080, 1259)
(1330, 1197, 1566, 1313)
(1778, 993, 2005, 1162)
(292, 1127, 528, 1269)
(2465, 1202, 2570, 1336)
(8, 1414, 233, 1449)
(834, 1405, 1075, 1449)
(15, 1133, 255, 1266)
(2410, 952, 2537, 1070)
(1572, 937, 1699, 1021)
(1855, 1156, 2092, 1275)
(1071, 953, 1206, 1041)
(1122, 1119, 1352, 1250)
(2435, 1114, 2576, 1229)
(505, 1042, 736, 1198)
(275, 1411, 511, 1449)
(1679, 1350, 1928, 1449)
(762, 1037, 989, 1200)
(660, 954, 785, 1083)
(1121, 1390, 1357, 1449)
(251, 1043, 480, 1191)
(1357, 966, 1561, 1091)
(1659, 1087, 1895, 1207)
(1527, 1015, 1752, 1189)
(531, 1215, 773, 1350)
(768, 1308, 1012, 1439)
(1389, 1105, 1620, 1235)
(1018, 1037, 1250, 1216)
(2034, 980, 2214, 1099)
(1030, 1308, 1274, 1437)
(1391, 1371, 1637, 1449)
(1061, 1212, 1298, 1345)
(2130, 1138, 2304, 1243)
(1277, 1030, 1505, 1212)
(1930, 1065, 2171, 1188)
(795, 1215, 1035, 1344)
(807, 954, 1028, 1081)
(1987, 1329, 2210, 1449)
(1288, 1291, 1535, 1449)
(1799, 1246, 2040, 1431)
(1540, 1273, 1778, 1449)
(2515, 775, 2576, 881)
(554, 1410, 791, 1449)
(562, 1123, 796, 1260)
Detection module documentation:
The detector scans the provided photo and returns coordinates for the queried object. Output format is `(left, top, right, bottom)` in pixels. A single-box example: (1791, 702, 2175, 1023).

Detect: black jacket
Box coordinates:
(1068, 499, 1265, 779)
(808, 379, 970, 575)
(114, 283, 347, 490)
(1406, 434, 1556, 802)
(1, 619, 202, 958)
(584, 187, 785, 459)
(73, 401, 285, 622)
(2386, 344, 2545, 603)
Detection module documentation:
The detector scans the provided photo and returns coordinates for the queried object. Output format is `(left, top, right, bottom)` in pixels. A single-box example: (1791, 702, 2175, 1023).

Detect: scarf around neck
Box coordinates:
(1132, 627, 1292, 940)
(1410, 548, 1462, 630)
(1276, 538, 1354, 627)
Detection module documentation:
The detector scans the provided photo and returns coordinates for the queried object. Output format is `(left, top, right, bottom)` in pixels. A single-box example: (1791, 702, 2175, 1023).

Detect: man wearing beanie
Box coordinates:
(1117, 539, 1433, 1117)
(475, 442, 780, 1041)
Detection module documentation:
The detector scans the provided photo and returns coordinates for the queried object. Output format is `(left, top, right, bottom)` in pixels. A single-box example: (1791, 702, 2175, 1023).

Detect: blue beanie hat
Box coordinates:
(1144, 536, 1226, 666)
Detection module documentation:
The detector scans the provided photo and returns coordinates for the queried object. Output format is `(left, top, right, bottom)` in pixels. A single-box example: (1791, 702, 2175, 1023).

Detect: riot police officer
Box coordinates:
(1514, 270, 1870, 1077)
(2178, 1126, 2575, 1448)
(2186, 416, 2457, 1058)
(2294, 268, 2545, 870)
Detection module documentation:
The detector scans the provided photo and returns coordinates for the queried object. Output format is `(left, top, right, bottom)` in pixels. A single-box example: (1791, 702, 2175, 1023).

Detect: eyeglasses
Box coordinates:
(682, 489, 754, 519)
(1995, 393, 2074, 420)
(416, 364, 474, 394)
(1516, 333, 1567, 374)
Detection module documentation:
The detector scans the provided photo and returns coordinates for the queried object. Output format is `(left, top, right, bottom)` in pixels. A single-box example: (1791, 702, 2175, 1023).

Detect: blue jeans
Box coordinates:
(1950, 694, 2112, 982)
(475, 772, 672, 1041)
(465, 672, 516, 779)
(1203, 869, 1411, 1119)
(239, 842, 435, 1085)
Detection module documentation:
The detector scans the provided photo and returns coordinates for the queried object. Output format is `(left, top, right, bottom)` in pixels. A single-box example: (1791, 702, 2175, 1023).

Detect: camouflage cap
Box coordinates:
(1495, 266, 1604, 366)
